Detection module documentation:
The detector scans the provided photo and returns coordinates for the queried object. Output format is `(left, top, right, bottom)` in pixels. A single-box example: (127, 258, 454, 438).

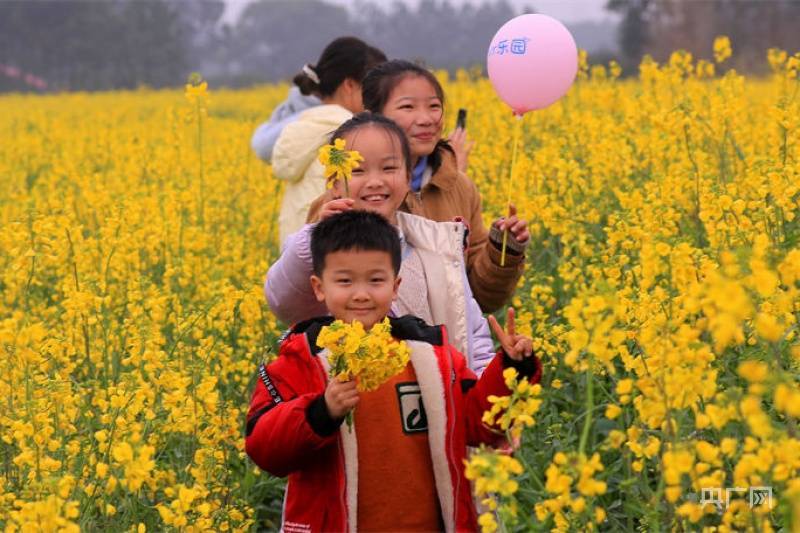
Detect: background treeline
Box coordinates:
(1, 0, 799, 93)
(609, 0, 800, 73)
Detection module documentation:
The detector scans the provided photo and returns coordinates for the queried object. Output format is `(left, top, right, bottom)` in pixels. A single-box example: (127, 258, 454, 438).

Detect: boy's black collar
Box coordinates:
(291, 315, 443, 353)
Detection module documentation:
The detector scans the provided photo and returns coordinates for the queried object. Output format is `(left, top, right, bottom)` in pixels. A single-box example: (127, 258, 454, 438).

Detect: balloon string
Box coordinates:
(500, 114, 523, 267)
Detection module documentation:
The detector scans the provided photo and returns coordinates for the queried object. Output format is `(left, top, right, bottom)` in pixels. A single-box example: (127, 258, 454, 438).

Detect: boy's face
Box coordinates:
(310, 249, 401, 330)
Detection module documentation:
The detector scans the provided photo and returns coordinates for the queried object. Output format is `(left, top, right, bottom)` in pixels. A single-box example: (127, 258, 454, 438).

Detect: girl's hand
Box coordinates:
(492, 203, 530, 245)
(318, 198, 354, 221)
(448, 127, 475, 174)
(488, 308, 533, 361)
(324, 378, 359, 419)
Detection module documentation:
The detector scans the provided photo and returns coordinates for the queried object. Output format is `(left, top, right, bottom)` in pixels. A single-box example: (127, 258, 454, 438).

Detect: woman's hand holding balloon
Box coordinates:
(492, 203, 529, 246)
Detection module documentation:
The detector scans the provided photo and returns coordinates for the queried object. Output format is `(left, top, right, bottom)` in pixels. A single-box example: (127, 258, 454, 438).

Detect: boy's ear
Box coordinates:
(392, 275, 401, 300)
(310, 274, 326, 303)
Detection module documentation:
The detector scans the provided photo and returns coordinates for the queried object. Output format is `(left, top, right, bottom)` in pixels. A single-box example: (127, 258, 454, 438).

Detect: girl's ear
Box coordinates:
(310, 274, 326, 303)
(343, 77, 360, 94)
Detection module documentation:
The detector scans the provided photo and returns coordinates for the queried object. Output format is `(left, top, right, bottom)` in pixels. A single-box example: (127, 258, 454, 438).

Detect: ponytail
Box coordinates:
(292, 36, 386, 97)
(292, 64, 320, 96)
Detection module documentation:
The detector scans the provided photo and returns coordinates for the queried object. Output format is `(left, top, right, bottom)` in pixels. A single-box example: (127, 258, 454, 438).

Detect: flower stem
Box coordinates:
(500, 114, 523, 266)
(579, 360, 594, 457)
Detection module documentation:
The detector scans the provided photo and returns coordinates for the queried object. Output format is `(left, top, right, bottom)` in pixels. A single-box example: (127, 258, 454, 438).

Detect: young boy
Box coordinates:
(245, 210, 541, 533)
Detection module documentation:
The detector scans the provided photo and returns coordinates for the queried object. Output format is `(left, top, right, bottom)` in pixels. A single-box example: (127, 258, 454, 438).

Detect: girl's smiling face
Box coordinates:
(380, 75, 444, 159)
(332, 125, 409, 224)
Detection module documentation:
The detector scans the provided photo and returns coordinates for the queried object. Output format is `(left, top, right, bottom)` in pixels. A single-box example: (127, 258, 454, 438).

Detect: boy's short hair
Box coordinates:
(311, 210, 401, 276)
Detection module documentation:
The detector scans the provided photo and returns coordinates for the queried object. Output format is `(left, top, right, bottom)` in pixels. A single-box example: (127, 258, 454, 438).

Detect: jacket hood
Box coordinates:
(271, 104, 352, 181)
(272, 86, 321, 123)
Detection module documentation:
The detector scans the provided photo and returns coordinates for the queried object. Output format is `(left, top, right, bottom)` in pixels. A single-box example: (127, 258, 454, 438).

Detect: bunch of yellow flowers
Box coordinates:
(464, 447, 524, 533)
(184, 72, 209, 109)
(535, 452, 608, 531)
(466, 368, 542, 532)
(483, 367, 543, 440)
(318, 138, 364, 195)
(316, 318, 410, 392)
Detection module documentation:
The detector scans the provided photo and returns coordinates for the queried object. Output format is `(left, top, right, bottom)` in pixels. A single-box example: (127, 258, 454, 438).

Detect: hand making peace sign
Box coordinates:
(487, 307, 533, 361)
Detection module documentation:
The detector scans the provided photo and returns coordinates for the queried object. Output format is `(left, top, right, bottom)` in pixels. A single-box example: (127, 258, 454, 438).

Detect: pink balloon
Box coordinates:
(487, 14, 578, 115)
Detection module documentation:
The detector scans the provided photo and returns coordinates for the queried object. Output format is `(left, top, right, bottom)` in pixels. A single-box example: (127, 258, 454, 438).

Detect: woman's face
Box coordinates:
(332, 126, 409, 224)
(381, 75, 443, 159)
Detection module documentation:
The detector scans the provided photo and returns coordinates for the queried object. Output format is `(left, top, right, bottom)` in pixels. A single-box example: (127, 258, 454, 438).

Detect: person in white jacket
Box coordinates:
(269, 37, 386, 245)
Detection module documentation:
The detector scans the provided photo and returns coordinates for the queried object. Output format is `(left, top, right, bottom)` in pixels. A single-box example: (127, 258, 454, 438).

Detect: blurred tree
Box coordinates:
(176, 0, 228, 77)
(1, 0, 613, 92)
(0, 0, 190, 91)
(606, 0, 654, 73)
(608, 0, 800, 74)
(224, 0, 353, 84)
(647, 0, 800, 73)
(114, 0, 189, 88)
(352, 0, 515, 71)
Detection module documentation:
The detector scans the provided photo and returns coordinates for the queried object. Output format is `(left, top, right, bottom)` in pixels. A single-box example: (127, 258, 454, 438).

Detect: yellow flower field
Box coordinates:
(1, 43, 798, 531)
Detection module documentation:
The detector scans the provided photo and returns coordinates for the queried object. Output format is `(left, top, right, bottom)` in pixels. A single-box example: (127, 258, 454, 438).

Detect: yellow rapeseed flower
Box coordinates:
(318, 138, 364, 194)
(713, 36, 732, 63)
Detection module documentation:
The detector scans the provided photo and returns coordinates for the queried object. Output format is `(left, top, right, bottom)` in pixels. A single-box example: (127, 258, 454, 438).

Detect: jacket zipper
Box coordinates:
(446, 344, 460, 531)
(447, 221, 466, 530)
(305, 333, 350, 532)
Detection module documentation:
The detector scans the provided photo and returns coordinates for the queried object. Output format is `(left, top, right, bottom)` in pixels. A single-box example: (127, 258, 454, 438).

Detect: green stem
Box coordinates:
(578, 360, 594, 457)
(197, 100, 205, 227)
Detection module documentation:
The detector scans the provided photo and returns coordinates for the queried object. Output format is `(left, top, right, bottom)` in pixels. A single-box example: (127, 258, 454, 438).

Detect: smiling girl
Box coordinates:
(265, 113, 499, 373)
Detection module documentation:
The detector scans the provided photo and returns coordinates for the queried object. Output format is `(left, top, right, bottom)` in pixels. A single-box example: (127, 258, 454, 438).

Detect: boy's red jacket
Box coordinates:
(245, 315, 542, 533)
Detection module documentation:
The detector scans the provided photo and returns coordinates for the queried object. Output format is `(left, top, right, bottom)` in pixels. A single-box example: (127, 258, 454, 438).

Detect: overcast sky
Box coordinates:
(222, 0, 618, 25)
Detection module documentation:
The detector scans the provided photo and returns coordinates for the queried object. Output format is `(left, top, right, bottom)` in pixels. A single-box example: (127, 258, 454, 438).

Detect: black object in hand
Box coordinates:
(456, 108, 467, 130)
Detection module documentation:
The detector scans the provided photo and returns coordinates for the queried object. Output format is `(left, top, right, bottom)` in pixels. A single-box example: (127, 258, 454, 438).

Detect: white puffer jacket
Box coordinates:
(264, 212, 496, 375)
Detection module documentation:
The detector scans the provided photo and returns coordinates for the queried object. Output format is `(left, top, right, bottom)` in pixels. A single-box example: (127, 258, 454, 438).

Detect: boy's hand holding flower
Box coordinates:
(324, 378, 360, 419)
(317, 318, 410, 429)
(488, 308, 533, 361)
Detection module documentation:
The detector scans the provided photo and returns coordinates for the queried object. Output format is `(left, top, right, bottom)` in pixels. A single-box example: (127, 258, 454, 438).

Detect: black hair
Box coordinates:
(361, 59, 454, 173)
(311, 210, 402, 276)
(328, 112, 413, 182)
(293, 37, 387, 97)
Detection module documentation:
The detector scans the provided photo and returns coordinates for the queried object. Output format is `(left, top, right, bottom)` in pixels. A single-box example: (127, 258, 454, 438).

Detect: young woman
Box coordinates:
(259, 37, 386, 244)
